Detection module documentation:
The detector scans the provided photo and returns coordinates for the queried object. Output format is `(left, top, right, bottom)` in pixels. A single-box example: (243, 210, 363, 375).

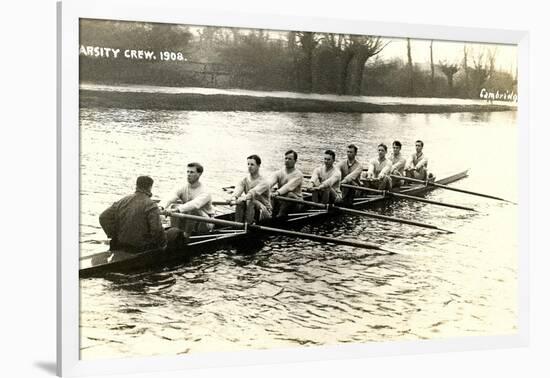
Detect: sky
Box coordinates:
(378, 37, 517, 73)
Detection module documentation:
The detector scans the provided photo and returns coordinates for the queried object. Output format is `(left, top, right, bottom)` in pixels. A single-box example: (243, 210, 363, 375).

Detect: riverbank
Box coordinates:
(80, 87, 516, 113)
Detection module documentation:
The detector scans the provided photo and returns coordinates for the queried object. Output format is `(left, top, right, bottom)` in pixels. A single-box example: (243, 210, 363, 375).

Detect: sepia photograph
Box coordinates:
(76, 16, 519, 362)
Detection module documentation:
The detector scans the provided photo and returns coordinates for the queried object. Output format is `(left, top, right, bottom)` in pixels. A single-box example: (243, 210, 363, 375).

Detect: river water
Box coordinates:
(79, 88, 518, 360)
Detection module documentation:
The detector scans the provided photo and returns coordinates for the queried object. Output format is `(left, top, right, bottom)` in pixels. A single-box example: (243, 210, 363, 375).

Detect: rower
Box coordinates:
(99, 176, 167, 252)
(389, 140, 406, 188)
(337, 144, 363, 206)
(231, 154, 272, 223)
(164, 162, 215, 239)
(363, 143, 392, 190)
(309, 149, 342, 204)
(405, 140, 428, 180)
(268, 149, 304, 218)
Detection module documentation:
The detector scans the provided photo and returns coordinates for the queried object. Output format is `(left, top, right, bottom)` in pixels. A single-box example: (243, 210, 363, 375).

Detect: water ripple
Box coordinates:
(80, 108, 518, 359)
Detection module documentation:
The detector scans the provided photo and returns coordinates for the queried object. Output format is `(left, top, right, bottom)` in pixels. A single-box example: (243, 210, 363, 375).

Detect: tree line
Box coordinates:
(80, 20, 517, 99)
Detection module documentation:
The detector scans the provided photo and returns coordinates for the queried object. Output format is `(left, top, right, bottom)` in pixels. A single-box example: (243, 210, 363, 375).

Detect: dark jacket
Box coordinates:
(99, 189, 166, 251)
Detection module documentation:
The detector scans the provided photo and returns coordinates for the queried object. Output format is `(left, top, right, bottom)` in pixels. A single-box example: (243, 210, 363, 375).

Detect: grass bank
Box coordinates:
(80, 89, 515, 113)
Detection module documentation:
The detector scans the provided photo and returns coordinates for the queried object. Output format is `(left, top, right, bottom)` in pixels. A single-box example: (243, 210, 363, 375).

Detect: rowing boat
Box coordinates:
(79, 170, 468, 278)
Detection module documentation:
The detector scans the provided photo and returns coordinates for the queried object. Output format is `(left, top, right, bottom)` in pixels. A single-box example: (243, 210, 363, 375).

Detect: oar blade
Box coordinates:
(391, 174, 516, 204)
(253, 224, 386, 251)
(274, 195, 449, 233)
(341, 183, 476, 212)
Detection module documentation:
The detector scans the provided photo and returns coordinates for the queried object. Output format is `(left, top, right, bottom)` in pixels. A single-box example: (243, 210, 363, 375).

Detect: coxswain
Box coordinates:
(99, 176, 167, 252)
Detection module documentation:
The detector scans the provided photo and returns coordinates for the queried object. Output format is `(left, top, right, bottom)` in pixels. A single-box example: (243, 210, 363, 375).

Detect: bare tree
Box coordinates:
(407, 38, 414, 96)
(286, 31, 299, 90)
(296, 32, 320, 92)
(489, 47, 497, 72)
(462, 44, 470, 95)
(255, 29, 270, 42)
(439, 60, 459, 93)
(470, 47, 497, 95)
(230, 28, 241, 44)
(343, 36, 386, 95)
(336, 38, 355, 95)
(197, 26, 219, 50)
(314, 33, 346, 93)
(309, 33, 386, 95)
(430, 40, 435, 91)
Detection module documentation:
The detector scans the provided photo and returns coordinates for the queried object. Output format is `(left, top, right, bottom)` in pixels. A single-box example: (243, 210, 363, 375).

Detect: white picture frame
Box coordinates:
(57, 0, 529, 376)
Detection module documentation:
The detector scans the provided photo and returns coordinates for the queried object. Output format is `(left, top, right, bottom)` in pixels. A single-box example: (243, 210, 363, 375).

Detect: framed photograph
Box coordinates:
(58, 0, 529, 376)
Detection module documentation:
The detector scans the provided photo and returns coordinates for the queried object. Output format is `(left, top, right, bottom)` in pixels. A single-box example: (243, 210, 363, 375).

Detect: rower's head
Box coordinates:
(136, 175, 154, 195)
(186, 162, 203, 184)
(247, 154, 261, 175)
(284, 150, 298, 169)
(346, 144, 358, 161)
(324, 150, 336, 168)
(415, 140, 424, 154)
(392, 140, 402, 155)
(377, 143, 388, 159)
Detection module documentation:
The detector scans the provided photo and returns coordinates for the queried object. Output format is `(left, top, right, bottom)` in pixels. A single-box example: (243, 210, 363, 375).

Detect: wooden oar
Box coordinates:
(341, 183, 477, 212)
(391, 175, 516, 204)
(79, 251, 112, 261)
(274, 196, 453, 233)
(166, 212, 394, 253)
(212, 200, 233, 206)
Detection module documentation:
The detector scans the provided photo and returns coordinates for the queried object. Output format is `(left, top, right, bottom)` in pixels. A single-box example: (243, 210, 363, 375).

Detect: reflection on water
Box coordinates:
(79, 103, 518, 359)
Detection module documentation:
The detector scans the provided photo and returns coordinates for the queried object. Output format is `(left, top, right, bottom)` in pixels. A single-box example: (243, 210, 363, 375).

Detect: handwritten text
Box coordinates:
(480, 88, 518, 102)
